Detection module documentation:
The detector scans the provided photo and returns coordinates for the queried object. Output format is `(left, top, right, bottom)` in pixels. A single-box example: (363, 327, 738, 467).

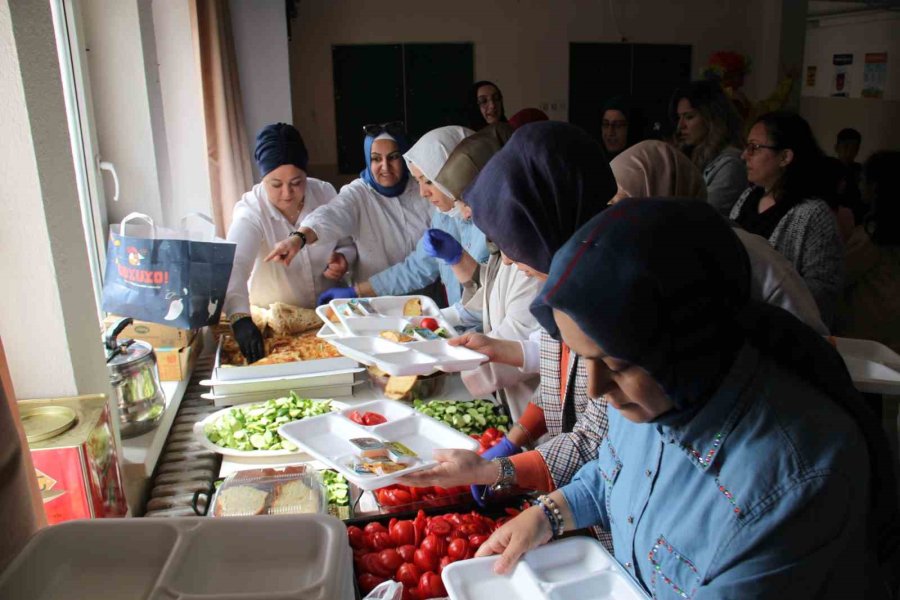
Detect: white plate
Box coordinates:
(442, 537, 649, 600)
(278, 400, 479, 490)
(193, 399, 347, 459)
(330, 295, 440, 324)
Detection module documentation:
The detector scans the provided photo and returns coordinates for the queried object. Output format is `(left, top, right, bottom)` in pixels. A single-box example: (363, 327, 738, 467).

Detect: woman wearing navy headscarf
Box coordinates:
(225, 123, 355, 363)
(474, 200, 897, 597)
(266, 122, 431, 288)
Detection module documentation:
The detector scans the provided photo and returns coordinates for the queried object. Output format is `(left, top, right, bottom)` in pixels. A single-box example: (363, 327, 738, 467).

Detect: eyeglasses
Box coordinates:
(601, 120, 628, 131)
(743, 142, 780, 156)
(476, 94, 501, 106)
(362, 121, 406, 137)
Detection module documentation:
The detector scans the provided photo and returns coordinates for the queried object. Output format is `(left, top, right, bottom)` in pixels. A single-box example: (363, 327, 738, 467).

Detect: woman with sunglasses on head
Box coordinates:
(474, 199, 897, 598)
(731, 111, 844, 326)
(317, 125, 490, 307)
(469, 80, 507, 130)
(266, 122, 432, 290)
(224, 123, 356, 364)
(671, 80, 748, 216)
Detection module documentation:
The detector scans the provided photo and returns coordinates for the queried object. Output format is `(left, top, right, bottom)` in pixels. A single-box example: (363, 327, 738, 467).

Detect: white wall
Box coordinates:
(229, 0, 293, 182)
(289, 0, 791, 175)
(0, 0, 110, 400)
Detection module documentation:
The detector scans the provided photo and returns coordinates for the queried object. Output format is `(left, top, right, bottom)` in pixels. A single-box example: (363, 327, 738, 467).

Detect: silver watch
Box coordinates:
(492, 456, 516, 488)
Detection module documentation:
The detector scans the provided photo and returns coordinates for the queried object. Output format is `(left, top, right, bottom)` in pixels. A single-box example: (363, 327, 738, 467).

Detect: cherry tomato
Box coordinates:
(357, 573, 386, 594)
(438, 555, 455, 573)
(402, 585, 419, 600)
(427, 517, 451, 536)
(447, 538, 468, 560)
(362, 553, 394, 578)
(390, 520, 416, 546)
(387, 488, 413, 506)
(420, 534, 447, 558)
(370, 531, 394, 550)
(413, 547, 439, 572)
(418, 571, 446, 598)
(362, 411, 387, 425)
(396, 562, 422, 587)
(347, 525, 366, 550)
(419, 317, 439, 331)
(397, 543, 416, 563)
(365, 521, 387, 535)
(468, 534, 490, 549)
(378, 548, 404, 572)
(348, 410, 364, 425)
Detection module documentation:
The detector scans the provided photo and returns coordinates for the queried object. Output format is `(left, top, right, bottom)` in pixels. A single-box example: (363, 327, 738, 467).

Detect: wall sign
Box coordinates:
(832, 53, 853, 97)
(862, 53, 887, 99)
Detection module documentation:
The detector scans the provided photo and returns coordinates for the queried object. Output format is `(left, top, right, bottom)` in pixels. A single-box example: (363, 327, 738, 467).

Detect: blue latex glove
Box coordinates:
(317, 286, 357, 306)
(422, 228, 463, 265)
(471, 436, 521, 507)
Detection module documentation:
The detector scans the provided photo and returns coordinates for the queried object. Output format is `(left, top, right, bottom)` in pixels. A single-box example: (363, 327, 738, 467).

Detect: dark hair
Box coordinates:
(836, 128, 862, 144)
(863, 150, 900, 246)
(468, 80, 507, 130)
(817, 156, 849, 210)
(753, 111, 825, 208)
(669, 80, 744, 169)
(600, 95, 646, 153)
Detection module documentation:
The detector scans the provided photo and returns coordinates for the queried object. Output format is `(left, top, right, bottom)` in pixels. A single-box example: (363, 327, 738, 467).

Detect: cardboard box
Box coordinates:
(102, 315, 195, 349)
(156, 333, 203, 381)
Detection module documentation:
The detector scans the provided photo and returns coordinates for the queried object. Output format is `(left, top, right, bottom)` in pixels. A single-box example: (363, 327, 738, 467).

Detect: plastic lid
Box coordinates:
(211, 466, 327, 517)
(20, 406, 78, 442)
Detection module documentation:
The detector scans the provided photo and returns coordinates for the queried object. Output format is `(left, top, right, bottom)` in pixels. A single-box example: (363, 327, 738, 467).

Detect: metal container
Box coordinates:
(104, 317, 166, 438)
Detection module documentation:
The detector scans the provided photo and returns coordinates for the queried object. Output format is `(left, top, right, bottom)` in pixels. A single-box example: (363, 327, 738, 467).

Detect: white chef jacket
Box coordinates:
(300, 178, 433, 282)
(224, 179, 357, 315)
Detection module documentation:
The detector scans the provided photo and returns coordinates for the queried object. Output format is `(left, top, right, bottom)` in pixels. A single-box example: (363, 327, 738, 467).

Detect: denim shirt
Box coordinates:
(369, 211, 488, 305)
(562, 344, 874, 599)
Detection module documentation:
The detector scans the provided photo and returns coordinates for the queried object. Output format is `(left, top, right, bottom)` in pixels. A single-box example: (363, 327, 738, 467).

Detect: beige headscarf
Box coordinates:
(434, 123, 514, 200)
(610, 140, 707, 200)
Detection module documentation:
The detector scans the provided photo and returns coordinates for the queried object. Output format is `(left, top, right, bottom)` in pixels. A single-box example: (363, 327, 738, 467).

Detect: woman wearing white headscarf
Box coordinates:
(317, 126, 488, 306)
(266, 123, 432, 285)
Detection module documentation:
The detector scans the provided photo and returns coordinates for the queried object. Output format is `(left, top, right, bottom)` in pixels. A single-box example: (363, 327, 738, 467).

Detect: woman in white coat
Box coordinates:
(225, 123, 355, 363)
(266, 122, 432, 287)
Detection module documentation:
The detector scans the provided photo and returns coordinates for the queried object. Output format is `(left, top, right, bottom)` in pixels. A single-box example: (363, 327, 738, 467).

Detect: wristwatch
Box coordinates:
(492, 456, 516, 489)
(288, 230, 307, 248)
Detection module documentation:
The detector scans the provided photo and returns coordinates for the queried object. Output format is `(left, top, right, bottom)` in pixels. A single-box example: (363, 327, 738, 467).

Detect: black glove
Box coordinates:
(232, 316, 265, 364)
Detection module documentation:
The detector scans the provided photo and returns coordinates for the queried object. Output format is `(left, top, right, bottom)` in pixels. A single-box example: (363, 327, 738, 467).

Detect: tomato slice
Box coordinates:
(447, 538, 468, 560)
(347, 410, 364, 425)
(413, 547, 438, 572)
(378, 548, 404, 572)
(390, 520, 416, 546)
(396, 562, 421, 587)
(362, 411, 387, 425)
(428, 517, 451, 536)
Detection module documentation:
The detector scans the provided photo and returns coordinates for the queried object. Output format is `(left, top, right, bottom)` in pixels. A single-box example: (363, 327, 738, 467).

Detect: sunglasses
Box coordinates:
(362, 121, 406, 137)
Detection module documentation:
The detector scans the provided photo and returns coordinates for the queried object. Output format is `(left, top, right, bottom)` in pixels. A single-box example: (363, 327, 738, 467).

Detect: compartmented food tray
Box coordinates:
(194, 397, 346, 458)
(213, 335, 358, 381)
(0, 516, 354, 600)
(201, 367, 363, 396)
(442, 536, 649, 600)
(833, 336, 900, 395)
(278, 399, 479, 490)
(328, 336, 487, 377)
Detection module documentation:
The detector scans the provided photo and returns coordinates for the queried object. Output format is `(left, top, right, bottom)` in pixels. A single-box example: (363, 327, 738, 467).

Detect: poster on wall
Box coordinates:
(806, 66, 817, 87)
(832, 53, 853, 97)
(862, 53, 887, 99)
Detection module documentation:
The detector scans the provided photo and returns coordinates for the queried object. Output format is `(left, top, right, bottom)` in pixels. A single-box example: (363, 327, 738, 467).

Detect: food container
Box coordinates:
(367, 366, 447, 401)
(18, 394, 127, 524)
(832, 336, 900, 395)
(200, 365, 364, 401)
(104, 317, 167, 437)
(0, 515, 354, 600)
(442, 536, 650, 600)
(278, 399, 479, 490)
(208, 466, 326, 517)
(213, 334, 359, 381)
(328, 337, 487, 377)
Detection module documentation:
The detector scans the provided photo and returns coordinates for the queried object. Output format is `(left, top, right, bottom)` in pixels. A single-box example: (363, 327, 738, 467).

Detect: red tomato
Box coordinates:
(347, 525, 366, 550)
(402, 585, 419, 600)
(447, 538, 468, 560)
(438, 555, 455, 573)
(362, 553, 394, 578)
(413, 547, 439, 572)
(419, 317, 439, 331)
(362, 411, 387, 425)
(364, 521, 387, 535)
(387, 488, 413, 506)
(390, 521, 416, 546)
(420, 534, 447, 557)
(348, 410, 365, 425)
(357, 573, 386, 594)
(468, 534, 490, 549)
(378, 548, 404, 572)
(370, 531, 394, 550)
(397, 544, 416, 563)
(396, 562, 421, 587)
(418, 571, 446, 599)
(427, 517, 451, 536)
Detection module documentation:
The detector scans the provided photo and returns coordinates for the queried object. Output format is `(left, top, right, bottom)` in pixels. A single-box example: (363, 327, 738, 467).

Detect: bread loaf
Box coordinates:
(213, 485, 269, 517)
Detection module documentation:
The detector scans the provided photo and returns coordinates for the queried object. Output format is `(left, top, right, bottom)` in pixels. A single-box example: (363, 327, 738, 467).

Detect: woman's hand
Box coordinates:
(323, 252, 349, 280)
(396, 449, 498, 488)
(265, 235, 302, 266)
(449, 333, 524, 367)
(475, 505, 554, 574)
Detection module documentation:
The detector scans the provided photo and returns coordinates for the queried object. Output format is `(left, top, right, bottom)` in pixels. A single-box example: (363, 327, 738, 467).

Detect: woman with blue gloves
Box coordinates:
(473, 199, 897, 597)
(316, 126, 489, 307)
(266, 122, 431, 285)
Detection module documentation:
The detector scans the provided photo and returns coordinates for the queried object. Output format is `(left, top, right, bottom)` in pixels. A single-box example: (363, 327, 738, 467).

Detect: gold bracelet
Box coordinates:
(228, 312, 251, 325)
(514, 422, 535, 445)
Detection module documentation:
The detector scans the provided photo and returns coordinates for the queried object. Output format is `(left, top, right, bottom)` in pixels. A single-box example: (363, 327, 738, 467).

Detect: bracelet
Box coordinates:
(513, 422, 535, 446)
(288, 230, 307, 248)
(536, 494, 565, 537)
(228, 312, 251, 325)
(537, 503, 560, 538)
(492, 456, 516, 488)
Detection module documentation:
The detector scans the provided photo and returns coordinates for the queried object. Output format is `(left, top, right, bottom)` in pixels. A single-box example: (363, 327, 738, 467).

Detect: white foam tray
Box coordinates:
(200, 367, 363, 396)
(201, 381, 361, 407)
(442, 537, 649, 600)
(278, 399, 479, 490)
(327, 336, 487, 377)
(194, 400, 347, 459)
(833, 336, 900, 395)
(0, 516, 354, 600)
(213, 335, 358, 382)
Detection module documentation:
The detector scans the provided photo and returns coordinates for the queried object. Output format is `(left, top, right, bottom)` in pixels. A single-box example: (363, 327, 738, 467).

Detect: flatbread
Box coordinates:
(250, 305, 271, 332)
(380, 330, 415, 343)
(269, 302, 323, 336)
(221, 331, 341, 366)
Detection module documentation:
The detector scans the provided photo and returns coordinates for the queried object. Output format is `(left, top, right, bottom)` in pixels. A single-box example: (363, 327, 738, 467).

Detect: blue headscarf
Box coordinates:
(360, 133, 411, 198)
(463, 121, 616, 274)
(254, 123, 308, 177)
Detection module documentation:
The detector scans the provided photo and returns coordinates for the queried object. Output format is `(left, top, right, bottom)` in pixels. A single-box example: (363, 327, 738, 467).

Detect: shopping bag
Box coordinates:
(101, 212, 236, 329)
